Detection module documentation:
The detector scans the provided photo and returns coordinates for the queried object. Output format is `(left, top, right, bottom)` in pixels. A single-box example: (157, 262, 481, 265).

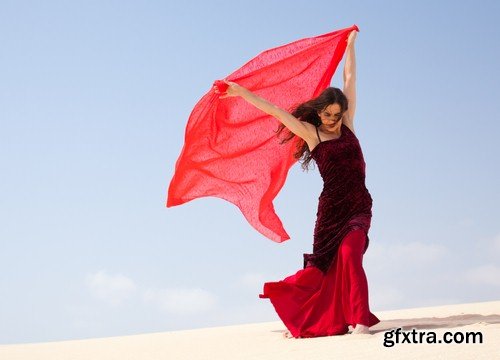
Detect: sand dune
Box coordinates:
(1, 300, 498, 359)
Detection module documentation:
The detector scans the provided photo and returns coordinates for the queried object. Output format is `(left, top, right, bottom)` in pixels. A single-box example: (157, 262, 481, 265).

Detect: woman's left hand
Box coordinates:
(347, 30, 357, 46)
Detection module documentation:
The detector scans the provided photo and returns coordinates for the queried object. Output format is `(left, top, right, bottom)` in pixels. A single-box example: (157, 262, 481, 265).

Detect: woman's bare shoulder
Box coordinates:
(301, 121, 321, 152)
(293, 120, 317, 142)
(342, 114, 356, 135)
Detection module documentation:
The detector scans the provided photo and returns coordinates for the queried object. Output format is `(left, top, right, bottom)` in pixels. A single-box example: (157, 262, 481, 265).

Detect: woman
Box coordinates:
(214, 30, 380, 338)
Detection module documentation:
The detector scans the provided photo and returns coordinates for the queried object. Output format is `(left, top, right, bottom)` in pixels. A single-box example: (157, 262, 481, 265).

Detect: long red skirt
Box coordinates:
(259, 229, 380, 338)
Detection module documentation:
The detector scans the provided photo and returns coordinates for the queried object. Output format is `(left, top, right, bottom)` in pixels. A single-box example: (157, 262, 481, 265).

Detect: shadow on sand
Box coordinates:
(371, 313, 500, 335)
(269, 313, 500, 337)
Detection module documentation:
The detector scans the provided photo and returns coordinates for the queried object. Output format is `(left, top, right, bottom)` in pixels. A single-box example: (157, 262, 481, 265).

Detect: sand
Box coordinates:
(1, 300, 498, 359)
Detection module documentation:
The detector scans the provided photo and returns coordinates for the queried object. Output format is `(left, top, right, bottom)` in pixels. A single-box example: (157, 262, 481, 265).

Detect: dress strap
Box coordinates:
(315, 126, 322, 143)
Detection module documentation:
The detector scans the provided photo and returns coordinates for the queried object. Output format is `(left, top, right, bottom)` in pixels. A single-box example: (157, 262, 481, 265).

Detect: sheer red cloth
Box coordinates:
(166, 25, 359, 242)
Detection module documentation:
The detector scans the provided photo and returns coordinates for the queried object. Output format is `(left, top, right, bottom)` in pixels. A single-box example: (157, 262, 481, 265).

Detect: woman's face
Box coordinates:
(318, 103, 344, 132)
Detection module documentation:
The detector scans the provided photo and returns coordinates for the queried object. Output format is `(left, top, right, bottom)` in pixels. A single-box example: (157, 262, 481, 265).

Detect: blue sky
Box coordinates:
(1, 0, 499, 344)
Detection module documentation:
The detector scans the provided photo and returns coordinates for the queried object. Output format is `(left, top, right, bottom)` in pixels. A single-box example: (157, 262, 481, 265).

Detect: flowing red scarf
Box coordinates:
(167, 24, 359, 242)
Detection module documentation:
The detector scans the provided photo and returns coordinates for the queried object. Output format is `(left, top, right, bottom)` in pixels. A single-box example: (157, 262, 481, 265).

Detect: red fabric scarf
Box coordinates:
(167, 25, 359, 242)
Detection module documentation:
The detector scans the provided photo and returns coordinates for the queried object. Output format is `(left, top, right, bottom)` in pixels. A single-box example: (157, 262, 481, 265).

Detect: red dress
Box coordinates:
(259, 123, 380, 338)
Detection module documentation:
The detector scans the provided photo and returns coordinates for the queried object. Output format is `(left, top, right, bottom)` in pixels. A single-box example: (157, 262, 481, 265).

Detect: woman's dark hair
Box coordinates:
(274, 87, 348, 171)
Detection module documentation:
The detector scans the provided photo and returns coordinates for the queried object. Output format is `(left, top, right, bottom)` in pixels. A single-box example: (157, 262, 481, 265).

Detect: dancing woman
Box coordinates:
(214, 30, 380, 338)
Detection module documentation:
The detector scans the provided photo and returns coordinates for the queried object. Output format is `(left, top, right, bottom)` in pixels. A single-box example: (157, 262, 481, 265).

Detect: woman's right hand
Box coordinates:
(213, 79, 243, 99)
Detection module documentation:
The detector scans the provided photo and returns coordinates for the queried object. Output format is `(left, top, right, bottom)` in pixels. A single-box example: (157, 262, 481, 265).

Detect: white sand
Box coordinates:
(1, 300, 498, 360)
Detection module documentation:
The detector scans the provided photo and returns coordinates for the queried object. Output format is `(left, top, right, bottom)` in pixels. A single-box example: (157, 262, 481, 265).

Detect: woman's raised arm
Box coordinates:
(343, 31, 357, 129)
(215, 80, 314, 142)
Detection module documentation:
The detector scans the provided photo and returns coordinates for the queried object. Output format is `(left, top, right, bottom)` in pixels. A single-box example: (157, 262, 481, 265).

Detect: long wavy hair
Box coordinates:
(274, 87, 349, 171)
